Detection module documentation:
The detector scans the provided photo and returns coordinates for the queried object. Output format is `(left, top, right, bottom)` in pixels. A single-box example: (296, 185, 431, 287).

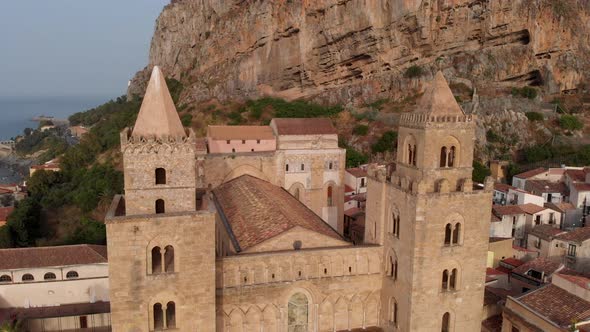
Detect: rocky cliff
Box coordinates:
(129, 0, 590, 106)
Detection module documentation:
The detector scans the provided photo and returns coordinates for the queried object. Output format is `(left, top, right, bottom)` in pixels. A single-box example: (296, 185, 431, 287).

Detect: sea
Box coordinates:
(0, 96, 111, 184)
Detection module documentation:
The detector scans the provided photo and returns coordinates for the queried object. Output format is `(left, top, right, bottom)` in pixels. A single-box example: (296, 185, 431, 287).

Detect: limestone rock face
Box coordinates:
(129, 0, 590, 104)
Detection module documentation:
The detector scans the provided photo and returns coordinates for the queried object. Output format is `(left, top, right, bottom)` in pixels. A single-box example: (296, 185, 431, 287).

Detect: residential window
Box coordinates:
(568, 244, 577, 257)
(361, 178, 365, 187)
(66, 271, 79, 279)
(79, 316, 88, 329)
(535, 215, 541, 225)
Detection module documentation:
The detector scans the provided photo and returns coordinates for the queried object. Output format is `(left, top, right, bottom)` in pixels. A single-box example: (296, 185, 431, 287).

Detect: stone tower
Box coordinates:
(365, 72, 493, 331)
(106, 66, 216, 331)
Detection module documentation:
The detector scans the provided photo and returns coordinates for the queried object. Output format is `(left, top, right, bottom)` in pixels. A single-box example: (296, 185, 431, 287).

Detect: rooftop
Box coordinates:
(501, 257, 525, 268)
(512, 257, 562, 281)
(346, 167, 368, 178)
(565, 168, 587, 182)
(212, 175, 344, 251)
(556, 226, 590, 244)
(207, 125, 275, 141)
(514, 284, 590, 327)
(518, 203, 547, 215)
(530, 224, 566, 241)
(513, 167, 547, 179)
(494, 183, 516, 193)
(573, 182, 590, 192)
(415, 71, 464, 116)
(271, 118, 337, 136)
(492, 205, 525, 217)
(0, 244, 107, 270)
(544, 202, 576, 213)
(526, 180, 569, 195)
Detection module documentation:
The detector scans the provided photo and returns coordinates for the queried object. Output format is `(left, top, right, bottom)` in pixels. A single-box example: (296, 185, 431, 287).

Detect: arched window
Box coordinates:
(294, 188, 300, 200)
(388, 256, 394, 277)
(66, 271, 79, 279)
(393, 259, 398, 281)
(155, 168, 166, 185)
(452, 223, 461, 245)
(392, 299, 398, 326)
(301, 164, 305, 171)
(0, 275, 12, 283)
(152, 247, 162, 274)
(440, 147, 447, 167)
(442, 270, 449, 290)
(22, 274, 34, 282)
(408, 144, 413, 165)
(412, 145, 417, 166)
(394, 215, 400, 238)
(329, 162, 333, 170)
(444, 224, 452, 246)
(155, 199, 165, 214)
(153, 303, 164, 330)
(448, 146, 456, 167)
(166, 301, 176, 329)
(442, 312, 450, 332)
(288, 293, 308, 331)
(450, 269, 457, 290)
(286, 164, 289, 172)
(164, 245, 175, 273)
(327, 186, 333, 207)
(44, 272, 56, 280)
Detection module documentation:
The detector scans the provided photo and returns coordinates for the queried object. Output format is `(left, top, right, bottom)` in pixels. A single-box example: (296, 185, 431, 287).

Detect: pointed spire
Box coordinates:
(131, 66, 186, 139)
(416, 71, 464, 116)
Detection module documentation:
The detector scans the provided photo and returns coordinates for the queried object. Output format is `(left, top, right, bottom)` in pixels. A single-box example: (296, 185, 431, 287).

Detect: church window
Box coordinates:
(287, 293, 308, 332)
(294, 188, 300, 200)
(301, 163, 305, 171)
(327, 186, 333, 207)
(232, 148, 235, 153)
(66, 271, 79, 279)
(44, 272, 56, 280)
(349, 266, 352, 273)
(164, 246, 175, 273)
(392, 299, 398, 326)
(329, 162, 333, 170)
(298, 270, 302, 278)
(440, 147, 447, 167)
(441, 312, 450, 332)
(271, 273, 275, 280)
(22, 274, 34, 282)
(153, 303, 164, 330)
(408, 144, 413, 165)
(286, 164, 289, 172)
(242, 140, 246, 144)
(155, 168, 166, 185)
(226, 140, 230, 144)
(257, 139, 260, 144)
(412, 145, 417, 166)
(324, 268, 328, 275)
(448, 146, 456, 167)
(452, 223, 461, 245)
(442, 270, 449, 290)
(450, 269, 457, 290)
(152, 247, 162, 274)
(156, 199, 165, 214)
(393, 214, 400, 238)
(0, 275, 11, 283)
(444, 224, 452, 246)
(166, 301, 176, 329)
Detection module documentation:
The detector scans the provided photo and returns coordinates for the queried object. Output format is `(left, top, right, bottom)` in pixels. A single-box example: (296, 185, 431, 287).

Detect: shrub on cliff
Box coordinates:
(559, 115, 583, 131)
(525, 112, 544, 122)
(472, 161, 491, 183)
(353, 124, 369, 136)
(404, 65, 423, 78)
(244, 97, 343, 119)
(371, 131, 398, 153)
(511, 86, 538, 99)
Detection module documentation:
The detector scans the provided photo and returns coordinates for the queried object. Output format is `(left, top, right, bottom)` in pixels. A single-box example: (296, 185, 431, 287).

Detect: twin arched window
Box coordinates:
(156, 199, 165, 214)
(442, 269, 458, 291)
(444, 223, 461, 246)
(440, 146, 457, 168)
(151, 246, 175, 274)
(391, 212, 400, 238)
(153, 301, 176, 330)
(388, 256, 398, 281)
(408, 144, 417, 166)
(155, 168, 166, 185)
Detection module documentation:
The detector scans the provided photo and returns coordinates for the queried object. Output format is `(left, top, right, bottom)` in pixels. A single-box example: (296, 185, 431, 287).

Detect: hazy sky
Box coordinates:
(0, 0, 168, 98)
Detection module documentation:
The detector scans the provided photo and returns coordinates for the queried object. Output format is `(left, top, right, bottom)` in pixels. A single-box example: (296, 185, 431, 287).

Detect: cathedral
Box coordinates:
(105, 67, 493, 331)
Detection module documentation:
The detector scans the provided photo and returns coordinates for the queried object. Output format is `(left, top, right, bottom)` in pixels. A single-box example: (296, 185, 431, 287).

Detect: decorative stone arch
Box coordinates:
(441, 309, 456, 332)
(334, 296, 349, 331)
(288, 182, 306, 202)
(262, 304, 280, 332)
(244, 306, 262, 332)
(364, 292, 380, 327)
(146, 235, 180, 275)
(349, 294, 364, 328)
(323, 180, 338, 207)
(148, 292, 179, 331)
(446, 212, 465, 246)
(389, 204, 401, 236)
(222, 164, 269, 183)
(284, 287, 316, 332)
(228, 308, 246, 332)
(402, 134, 418, 166)
(319, 299, 334, 332)
(439, 135, 461, 168)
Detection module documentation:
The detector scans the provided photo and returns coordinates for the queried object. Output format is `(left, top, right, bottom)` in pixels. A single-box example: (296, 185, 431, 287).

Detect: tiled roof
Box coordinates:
(557, 272, 590, 291)
(556, 226, 590, 244)
(492, 205, 524, 217)
(530, 224, 566, 241)
(207, 125, 275, 140)
(515, 284, 590, 327)
(519, 203, 546, 215)
(513, 245, 537, 253)
(494, 183, 516, 193)
(271, 118, 337, 135)
(0, 301, 110, 321)
(345, 185, 355, 193)
(346, 168, 368, 178)
(0, 188, 13, 195)
(212, 175, 344, 251)
(0, 244, 107, 270)
(544, 202, 576, 213)
(565, 169, 586, 182)
(512, 257, 562, 280)
(501, 258, 525, 268)
(344, 207, 364, 218)
(573, 182, 590, 192)
(487, 267, 508, 275)
(489, 237, 512, 243)
(0, 207, 14, 222)
(514, 167, 546, 179)
(526, 180, 569, 195)
(415, 71, 464, 116)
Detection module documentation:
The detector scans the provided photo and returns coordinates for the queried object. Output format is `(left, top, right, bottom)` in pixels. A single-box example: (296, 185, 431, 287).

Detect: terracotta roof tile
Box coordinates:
(0, 244, 107, 270)
(489, 237, 512, 243)
(501, 258, 525, 268)
(514, 167, 547, 179)
(565, 169, 586, 182)
(544, 202, 576, 213)
(212, 175, 344, 251)
(530, 224, 566, 241)
(556, 226, 590, 243)
(492, 205, 525, 217)
(557, 272, 590, 290)
(525, 180, 569, 195)
(0, 207, 14, 222)
(494, 183, 516, 193)
(346, 168, 368, 178)
(512, 257, 562, 280)
(515, 284, 590, 327)
(573, 183, 590, 192)
(207, 125, 275, 140)
(0, 301, 110, 321)
(345, 185, 355, 193)
(271, 118, 337, 135)
(519, 203, 546, 215)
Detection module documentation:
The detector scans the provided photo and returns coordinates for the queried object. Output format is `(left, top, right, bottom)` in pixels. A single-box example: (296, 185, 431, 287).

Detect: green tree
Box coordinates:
(472, 161, 491, 183)
(346, 147, 369, 168)
(6, 198, 41, 247)
(559, 115, 583, 131)
(525, 112, 543, 122)
(27, 170, 62, 198)
(404, 65, 423, 78)
(62, 218, 106, 245)
(0, 226, 13, 248)
(353, 125, 369, 136)
(371, 131, 398, 153)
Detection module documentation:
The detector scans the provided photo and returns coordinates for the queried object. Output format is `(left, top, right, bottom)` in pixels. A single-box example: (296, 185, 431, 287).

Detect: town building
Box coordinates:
(29, 159, 61, 177)
(0, 245, 110, 330)
(105, 68, 493, 331)
(206, 125, 276, 154)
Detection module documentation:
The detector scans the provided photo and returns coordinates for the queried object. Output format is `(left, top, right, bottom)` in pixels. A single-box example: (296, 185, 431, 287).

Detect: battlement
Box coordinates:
(399, 113, 475, 127)
(120, 127, 196, 146)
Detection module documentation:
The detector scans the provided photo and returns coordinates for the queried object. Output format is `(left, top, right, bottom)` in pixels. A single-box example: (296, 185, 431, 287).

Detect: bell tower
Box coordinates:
(106, 66, 216, 331)
(365, 72, 492, 331)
